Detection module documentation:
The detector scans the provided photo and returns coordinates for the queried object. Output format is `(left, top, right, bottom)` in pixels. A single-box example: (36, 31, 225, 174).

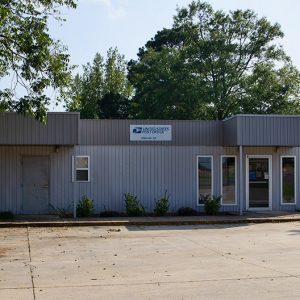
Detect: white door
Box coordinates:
(246, 156, 272, 210)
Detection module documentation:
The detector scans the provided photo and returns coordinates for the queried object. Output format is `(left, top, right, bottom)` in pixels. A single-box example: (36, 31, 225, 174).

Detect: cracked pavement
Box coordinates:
(1, 222, 300, 299)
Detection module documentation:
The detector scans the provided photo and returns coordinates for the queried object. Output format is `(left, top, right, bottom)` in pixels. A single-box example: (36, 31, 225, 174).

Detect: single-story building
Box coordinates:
(0, 112, 299, 216)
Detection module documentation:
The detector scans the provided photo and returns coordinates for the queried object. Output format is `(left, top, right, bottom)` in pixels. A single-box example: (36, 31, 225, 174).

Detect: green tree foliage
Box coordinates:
(0, 0, 77, 121)
(66, 48, 133, 119)
(128, 1, 300, 120)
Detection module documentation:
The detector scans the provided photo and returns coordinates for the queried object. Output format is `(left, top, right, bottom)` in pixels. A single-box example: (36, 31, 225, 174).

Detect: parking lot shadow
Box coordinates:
(125, 223, 253, 231)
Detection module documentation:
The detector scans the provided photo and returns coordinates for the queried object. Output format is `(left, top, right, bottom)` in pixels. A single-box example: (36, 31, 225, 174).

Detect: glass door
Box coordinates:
(248, 157, 271, 209)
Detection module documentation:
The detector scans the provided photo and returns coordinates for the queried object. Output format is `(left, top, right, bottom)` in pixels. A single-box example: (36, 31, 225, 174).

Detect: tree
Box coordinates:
(99, 92, 130, 119)
(128, 1, 300, 120)
(0, 0, 77, 121)
(240, 63, 300, 115)
(66, 48, 133, 119)
(67, 53, 104, 119)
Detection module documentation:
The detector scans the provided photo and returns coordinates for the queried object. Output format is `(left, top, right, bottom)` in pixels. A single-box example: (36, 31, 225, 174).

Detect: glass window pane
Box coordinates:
(248, 158, 269, 208)
(76, 157, 88, 168)
(222, 157, 236, 204)
(76, 170, 89, 181)
(282, 157, 295, 204)
(198, 157, 212, 204)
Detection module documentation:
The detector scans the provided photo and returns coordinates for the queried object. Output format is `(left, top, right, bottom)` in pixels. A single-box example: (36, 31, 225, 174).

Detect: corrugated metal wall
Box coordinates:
(0, 113, 79, 145)
(73, 145, 239, 213)
(238, 116, 300, 146)
(243, 147, 300, 211)
(223, 117, 238, 146)
(71, 146, 300, 213)
(0, 146, 74, 214)
(1, 145, 299, 214)
(2, 113, 300, 147)
(79, 120, 223, 146)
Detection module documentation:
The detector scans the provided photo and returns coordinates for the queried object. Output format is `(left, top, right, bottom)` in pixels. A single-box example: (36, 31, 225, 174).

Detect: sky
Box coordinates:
(51, 0, 300, 67)
(7, 0, 300, 111)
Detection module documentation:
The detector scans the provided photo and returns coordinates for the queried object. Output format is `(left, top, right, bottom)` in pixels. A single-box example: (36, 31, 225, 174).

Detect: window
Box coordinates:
(281, 156, 296, 204)
(221, 156, 237, 205)
(197, 156, 213, 205)
(73, 156, 90, 182)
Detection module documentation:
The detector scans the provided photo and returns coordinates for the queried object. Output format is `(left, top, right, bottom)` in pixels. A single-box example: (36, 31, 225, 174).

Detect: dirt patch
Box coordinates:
(107, 228, 121, 232)
(0, 247, 12, 258)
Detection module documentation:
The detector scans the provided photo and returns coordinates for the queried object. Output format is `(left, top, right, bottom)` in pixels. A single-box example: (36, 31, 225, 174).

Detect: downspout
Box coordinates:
(239, 145, 243, 216)
(73, 146, 77, 219)
(73, 113, 80, 219)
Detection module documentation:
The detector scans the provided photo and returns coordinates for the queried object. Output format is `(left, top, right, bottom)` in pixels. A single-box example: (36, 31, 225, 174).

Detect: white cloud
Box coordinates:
(86, 0, 127, 19)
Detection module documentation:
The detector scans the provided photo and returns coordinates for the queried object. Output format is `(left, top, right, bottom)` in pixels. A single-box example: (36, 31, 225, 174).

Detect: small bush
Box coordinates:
(76, 195, 94, 217)
(124, 193, 145, 216)
(177, 207, 198, 216)
(154, 190, 169, 216)
(202, 194, 221, 215)
(0, 211, 14, 220)
(100, 211, 120, 217)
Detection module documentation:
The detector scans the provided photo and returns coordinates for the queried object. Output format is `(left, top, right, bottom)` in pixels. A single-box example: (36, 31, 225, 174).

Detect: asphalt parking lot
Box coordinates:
(1, 222, 300, 299)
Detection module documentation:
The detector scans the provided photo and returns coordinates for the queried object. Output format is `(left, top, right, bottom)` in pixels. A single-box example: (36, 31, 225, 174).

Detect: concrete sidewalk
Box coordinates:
(1, 223, 300, 299)
(1, 211, 300, 227)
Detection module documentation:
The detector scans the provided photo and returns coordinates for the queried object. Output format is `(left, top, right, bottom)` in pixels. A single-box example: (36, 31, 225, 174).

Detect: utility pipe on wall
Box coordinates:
(239, 145, 243, 216)
(73, 148, 77, 219)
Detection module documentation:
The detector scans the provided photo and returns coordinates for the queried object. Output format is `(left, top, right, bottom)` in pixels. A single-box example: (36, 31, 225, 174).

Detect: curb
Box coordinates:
(0, 217, 300, 228)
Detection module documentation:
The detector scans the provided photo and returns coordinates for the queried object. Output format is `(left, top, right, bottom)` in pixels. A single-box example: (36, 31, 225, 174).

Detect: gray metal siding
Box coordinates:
(79, 115, 300, 147)
(0, 146, 74, 214)
(242, 147, 300, 211)
(73, 145, 239, 213)
(0, 113, 79, 145)
(64, 145, 300, 213)
(0, 145, 240, 214)
(223, 117, 238, 145)
(238, 116, 300, 146)
(3, 113, 300, 147)
(79, 120, 223, 146)
(1, 144, 299, 214)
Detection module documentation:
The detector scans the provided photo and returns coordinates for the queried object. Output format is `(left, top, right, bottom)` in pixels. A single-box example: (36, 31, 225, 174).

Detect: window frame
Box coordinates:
(72, 155, 90, 182)
(196, 155, 213, 206)
(280, 155, 296, 205)
(220, 155, 237, 206)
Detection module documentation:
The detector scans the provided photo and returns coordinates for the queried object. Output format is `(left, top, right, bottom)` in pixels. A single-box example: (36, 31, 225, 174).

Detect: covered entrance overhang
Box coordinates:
(0, 113, 79, 215)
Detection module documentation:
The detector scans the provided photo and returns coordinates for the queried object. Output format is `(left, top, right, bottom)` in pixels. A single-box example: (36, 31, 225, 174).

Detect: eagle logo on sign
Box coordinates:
(133, 127, 142, 134)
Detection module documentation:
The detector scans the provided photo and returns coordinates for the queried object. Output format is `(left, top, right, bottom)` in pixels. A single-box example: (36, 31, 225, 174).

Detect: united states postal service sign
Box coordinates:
(130, 125, 172, 141)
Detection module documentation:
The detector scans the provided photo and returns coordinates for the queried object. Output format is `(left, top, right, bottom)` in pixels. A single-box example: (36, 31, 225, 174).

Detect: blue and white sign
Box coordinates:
(130, 125, 172, 141)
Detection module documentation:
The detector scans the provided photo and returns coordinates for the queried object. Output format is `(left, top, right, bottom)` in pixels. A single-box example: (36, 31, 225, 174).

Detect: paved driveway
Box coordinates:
(1, 222, 300, 299)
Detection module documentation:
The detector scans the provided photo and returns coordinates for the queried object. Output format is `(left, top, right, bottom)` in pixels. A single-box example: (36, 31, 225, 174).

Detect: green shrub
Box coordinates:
(177, 207, 198, 216)
(76, 195, 94, 217)
(0, 211, 14, 220)
(124, 193, 144, 216)
(154, 190, 169, 216)
(202, 194, 221, 215)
